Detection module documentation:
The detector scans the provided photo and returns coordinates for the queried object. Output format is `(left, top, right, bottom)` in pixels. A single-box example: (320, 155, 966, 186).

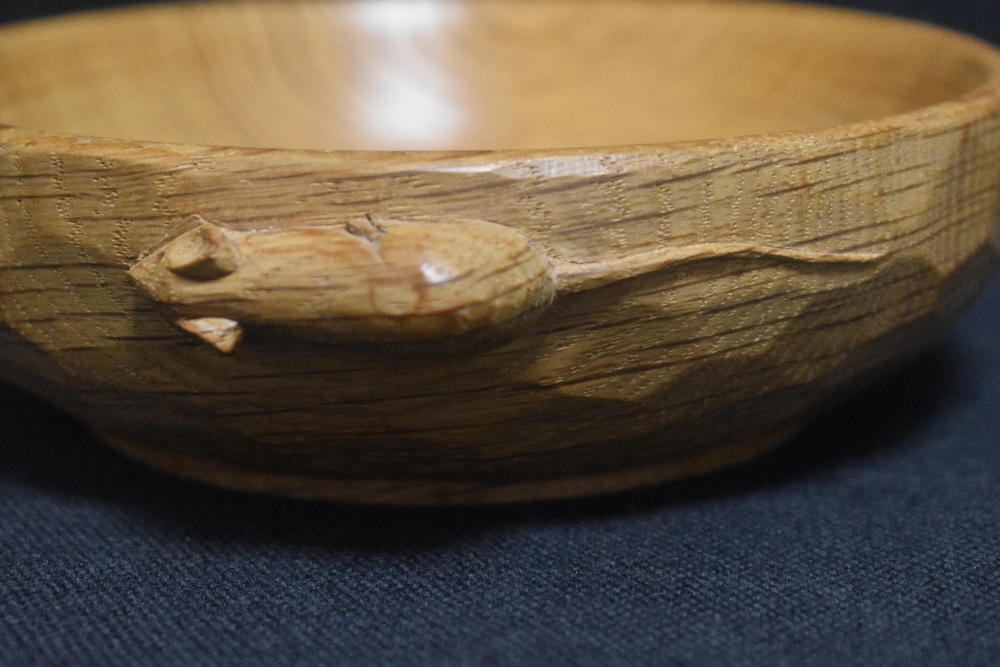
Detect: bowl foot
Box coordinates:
(98, 428, 799, 505)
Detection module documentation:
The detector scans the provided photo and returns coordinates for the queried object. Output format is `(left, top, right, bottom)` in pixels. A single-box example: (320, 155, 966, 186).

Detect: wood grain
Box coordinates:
(1, 0, 999, 503)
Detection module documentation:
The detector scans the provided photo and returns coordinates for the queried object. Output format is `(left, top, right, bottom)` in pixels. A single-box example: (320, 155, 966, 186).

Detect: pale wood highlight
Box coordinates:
(1, 0, 999, 503)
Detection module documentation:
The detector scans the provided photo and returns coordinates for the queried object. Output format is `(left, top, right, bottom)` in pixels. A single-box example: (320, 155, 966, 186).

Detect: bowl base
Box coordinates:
(98, 427, 799, 505)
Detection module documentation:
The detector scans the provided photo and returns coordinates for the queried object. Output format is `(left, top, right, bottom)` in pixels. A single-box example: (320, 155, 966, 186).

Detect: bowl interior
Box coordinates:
(0, 0, 991, 150)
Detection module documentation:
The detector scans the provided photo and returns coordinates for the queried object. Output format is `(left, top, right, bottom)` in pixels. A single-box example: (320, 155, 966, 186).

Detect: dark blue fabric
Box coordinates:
(3, 1, 1000, 665)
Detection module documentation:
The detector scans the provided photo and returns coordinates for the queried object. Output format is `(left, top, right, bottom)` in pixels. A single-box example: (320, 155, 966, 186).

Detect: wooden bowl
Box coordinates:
(1, 0, 999, 504)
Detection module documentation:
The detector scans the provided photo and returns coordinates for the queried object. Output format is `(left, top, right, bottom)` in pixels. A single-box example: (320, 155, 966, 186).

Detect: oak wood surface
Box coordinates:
(1, 0, 999, 503)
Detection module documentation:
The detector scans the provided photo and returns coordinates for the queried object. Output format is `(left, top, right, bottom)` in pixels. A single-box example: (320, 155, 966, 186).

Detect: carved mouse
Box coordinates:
(127, 215, 557, 353)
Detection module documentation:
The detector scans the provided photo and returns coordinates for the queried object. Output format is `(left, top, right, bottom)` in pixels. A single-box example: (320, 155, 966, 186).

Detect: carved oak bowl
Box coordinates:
(1, 0, 999, 503)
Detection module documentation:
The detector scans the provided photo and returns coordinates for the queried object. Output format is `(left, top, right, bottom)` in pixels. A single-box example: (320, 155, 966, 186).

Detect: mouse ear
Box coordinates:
(161, 219, 242, 281)
(129, 218, 242, 292)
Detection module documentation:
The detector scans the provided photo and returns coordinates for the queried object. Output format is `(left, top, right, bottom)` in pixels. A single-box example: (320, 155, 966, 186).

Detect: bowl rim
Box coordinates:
(1, 0, 999, 170)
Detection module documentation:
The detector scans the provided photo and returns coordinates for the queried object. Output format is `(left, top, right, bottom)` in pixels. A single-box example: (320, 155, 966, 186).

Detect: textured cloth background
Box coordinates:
(2, 1, 1000, 665)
